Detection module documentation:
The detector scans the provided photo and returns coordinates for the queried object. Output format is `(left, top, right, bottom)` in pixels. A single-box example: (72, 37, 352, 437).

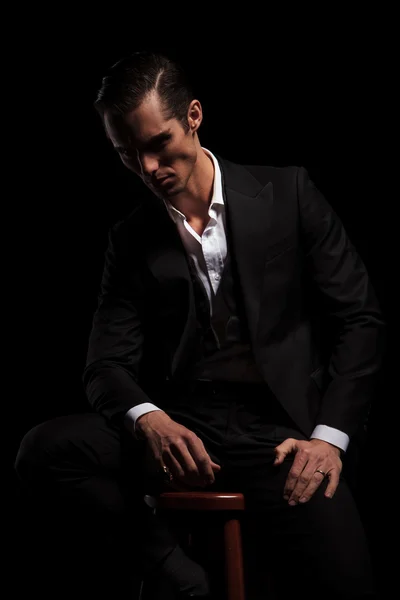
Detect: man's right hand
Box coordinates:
(136, 411, 222, 490)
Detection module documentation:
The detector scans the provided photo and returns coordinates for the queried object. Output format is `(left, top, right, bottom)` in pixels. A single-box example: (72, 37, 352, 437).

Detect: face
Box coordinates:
(104, 92, 202, 198)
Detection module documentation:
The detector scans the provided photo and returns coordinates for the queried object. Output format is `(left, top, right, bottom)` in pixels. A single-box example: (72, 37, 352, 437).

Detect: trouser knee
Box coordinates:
(14, 420, 59, 489)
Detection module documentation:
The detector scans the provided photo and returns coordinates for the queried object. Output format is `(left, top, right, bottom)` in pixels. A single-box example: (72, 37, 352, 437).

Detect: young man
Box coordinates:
(15, 51, 385, 599)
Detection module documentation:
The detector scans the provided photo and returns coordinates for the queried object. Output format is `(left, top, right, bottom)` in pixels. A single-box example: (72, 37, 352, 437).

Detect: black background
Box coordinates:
(8, 22, 395, 597)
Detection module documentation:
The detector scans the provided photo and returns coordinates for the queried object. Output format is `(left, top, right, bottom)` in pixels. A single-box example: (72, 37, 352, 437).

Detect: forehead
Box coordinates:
(104, 93, 174, 146)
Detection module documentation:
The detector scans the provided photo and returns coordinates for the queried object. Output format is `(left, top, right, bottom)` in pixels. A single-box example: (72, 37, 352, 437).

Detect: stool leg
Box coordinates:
(224, 518, 246, 600)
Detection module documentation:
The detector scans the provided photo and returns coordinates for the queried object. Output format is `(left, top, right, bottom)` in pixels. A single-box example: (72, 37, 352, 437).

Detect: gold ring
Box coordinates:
(315, 469, 326, 477)
(162, 465, 173, 482)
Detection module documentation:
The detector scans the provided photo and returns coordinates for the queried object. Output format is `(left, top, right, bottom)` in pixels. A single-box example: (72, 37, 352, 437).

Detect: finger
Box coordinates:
(288, 465, 325, 504)
(274, 438, 298, 465)
(324, 470, 340, 499)
(211, 460, 222, 471)
(283, 452, 309, 500)
(172, 459, 218, 487)
(293, 468, 341, 504)
(171, 434, 215, 486)
(159, 455, 200, 491)
(167, 440, 205, 484)
(186, 435, 216, 483)
(163, 449, 187, 480)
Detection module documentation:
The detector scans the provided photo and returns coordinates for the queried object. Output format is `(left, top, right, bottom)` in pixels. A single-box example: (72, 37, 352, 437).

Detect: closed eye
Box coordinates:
(115, 133, 171, 158)
(146, 137, 170, 152)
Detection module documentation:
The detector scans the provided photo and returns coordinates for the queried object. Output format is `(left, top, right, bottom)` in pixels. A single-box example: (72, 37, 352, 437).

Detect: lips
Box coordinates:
(154, 175, 173, 187)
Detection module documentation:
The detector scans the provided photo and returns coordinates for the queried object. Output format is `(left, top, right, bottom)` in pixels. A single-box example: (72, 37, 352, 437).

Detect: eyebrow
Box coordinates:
(115, 129, 172, 152)
(146, 130, 172, 144)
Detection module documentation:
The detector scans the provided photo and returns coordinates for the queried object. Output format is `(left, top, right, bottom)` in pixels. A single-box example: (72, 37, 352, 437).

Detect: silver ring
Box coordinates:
(315, 469, 327, 477)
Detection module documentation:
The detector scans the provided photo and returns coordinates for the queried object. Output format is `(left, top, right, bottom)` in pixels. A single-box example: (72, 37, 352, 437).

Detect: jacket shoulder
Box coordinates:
(104, 201, 149, 258)
(243, 163, 301, 187)
(110, 202, 145, 234)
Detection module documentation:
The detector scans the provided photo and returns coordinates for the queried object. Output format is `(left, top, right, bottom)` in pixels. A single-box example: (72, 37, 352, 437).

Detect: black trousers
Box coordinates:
(14, 381, 377, 599)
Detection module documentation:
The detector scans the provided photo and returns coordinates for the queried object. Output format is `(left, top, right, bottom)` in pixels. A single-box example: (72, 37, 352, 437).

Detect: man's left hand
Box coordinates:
(273, 438, 342, 505)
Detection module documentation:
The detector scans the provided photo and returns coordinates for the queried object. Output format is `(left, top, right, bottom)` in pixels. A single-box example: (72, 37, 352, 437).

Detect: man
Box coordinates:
(15, 51, 385, 599)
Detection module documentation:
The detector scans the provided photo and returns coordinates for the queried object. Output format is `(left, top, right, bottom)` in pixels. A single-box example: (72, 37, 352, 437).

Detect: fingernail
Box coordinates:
(283, 495, 289, 501)
(288, 500, 297, 506)
(299, 497, 307, 503)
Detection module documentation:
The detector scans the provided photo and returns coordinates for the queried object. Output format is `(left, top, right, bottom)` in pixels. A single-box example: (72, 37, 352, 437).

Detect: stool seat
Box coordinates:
(154, 491, 245, 511)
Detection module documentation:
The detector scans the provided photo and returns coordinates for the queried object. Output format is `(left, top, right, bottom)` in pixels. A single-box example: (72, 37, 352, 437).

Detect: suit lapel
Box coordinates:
(144, 200, 198, 378)
(144, 156, 277, 378)
(218, 157, 274, 349)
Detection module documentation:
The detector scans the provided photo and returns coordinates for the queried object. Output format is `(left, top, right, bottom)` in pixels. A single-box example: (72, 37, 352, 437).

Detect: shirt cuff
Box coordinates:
(310, 425, 349, 452)
(124, 403, 163, 439)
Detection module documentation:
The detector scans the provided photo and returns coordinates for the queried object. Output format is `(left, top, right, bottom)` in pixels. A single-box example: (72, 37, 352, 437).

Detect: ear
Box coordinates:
(187, 99, 202, 132)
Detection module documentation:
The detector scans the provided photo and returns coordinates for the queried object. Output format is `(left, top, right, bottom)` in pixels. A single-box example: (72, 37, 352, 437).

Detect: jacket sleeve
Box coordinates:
(82, 221, 155, 428)
(297, 167, 386, 439)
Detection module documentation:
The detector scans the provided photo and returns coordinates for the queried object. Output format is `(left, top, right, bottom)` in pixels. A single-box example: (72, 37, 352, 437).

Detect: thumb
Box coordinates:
(211, 460, 222, 471)
(273, 438, 298, 465)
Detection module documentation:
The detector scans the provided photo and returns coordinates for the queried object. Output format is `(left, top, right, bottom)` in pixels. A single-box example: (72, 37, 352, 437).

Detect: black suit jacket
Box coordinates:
(83, 156, 385, 442)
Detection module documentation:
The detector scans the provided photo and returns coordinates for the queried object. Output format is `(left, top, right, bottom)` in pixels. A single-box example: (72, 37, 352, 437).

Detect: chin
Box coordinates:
(155, 187, 176, 201)
(163, 182, 182, 197)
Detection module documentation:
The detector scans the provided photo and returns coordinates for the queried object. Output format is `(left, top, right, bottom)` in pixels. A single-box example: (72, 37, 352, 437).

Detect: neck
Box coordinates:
(169, 146, 214, 221)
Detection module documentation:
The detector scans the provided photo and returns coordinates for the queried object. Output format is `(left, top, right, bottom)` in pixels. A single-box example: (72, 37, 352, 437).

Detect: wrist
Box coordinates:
(310, 438, 342, 458)
(136, 411, 166, 438)
(135, 413, 151, 439)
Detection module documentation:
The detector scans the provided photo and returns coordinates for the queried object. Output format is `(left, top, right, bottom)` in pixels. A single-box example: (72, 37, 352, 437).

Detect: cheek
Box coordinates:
(169, 147, 196, 176)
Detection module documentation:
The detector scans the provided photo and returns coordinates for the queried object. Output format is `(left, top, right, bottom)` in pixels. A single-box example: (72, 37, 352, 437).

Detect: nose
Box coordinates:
(138, 152, 159, 178)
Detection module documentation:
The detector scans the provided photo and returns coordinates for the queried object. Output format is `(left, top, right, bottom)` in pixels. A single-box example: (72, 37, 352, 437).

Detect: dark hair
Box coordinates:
(94, 51, 194, 132)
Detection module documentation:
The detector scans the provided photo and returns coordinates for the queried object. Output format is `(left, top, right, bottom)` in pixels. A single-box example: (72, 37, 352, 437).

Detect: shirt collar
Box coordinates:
(163, 147, 224, 223)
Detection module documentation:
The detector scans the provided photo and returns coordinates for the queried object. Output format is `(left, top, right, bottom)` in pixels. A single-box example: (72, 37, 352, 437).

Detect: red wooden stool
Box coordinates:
(140, 491, 246, 600)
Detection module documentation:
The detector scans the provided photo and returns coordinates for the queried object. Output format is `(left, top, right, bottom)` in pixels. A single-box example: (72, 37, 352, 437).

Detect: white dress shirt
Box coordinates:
(123, 148, 349, 452)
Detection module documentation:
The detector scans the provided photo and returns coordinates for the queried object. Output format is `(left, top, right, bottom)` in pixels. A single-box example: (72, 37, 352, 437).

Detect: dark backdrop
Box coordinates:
(8, 33, 394, 597)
